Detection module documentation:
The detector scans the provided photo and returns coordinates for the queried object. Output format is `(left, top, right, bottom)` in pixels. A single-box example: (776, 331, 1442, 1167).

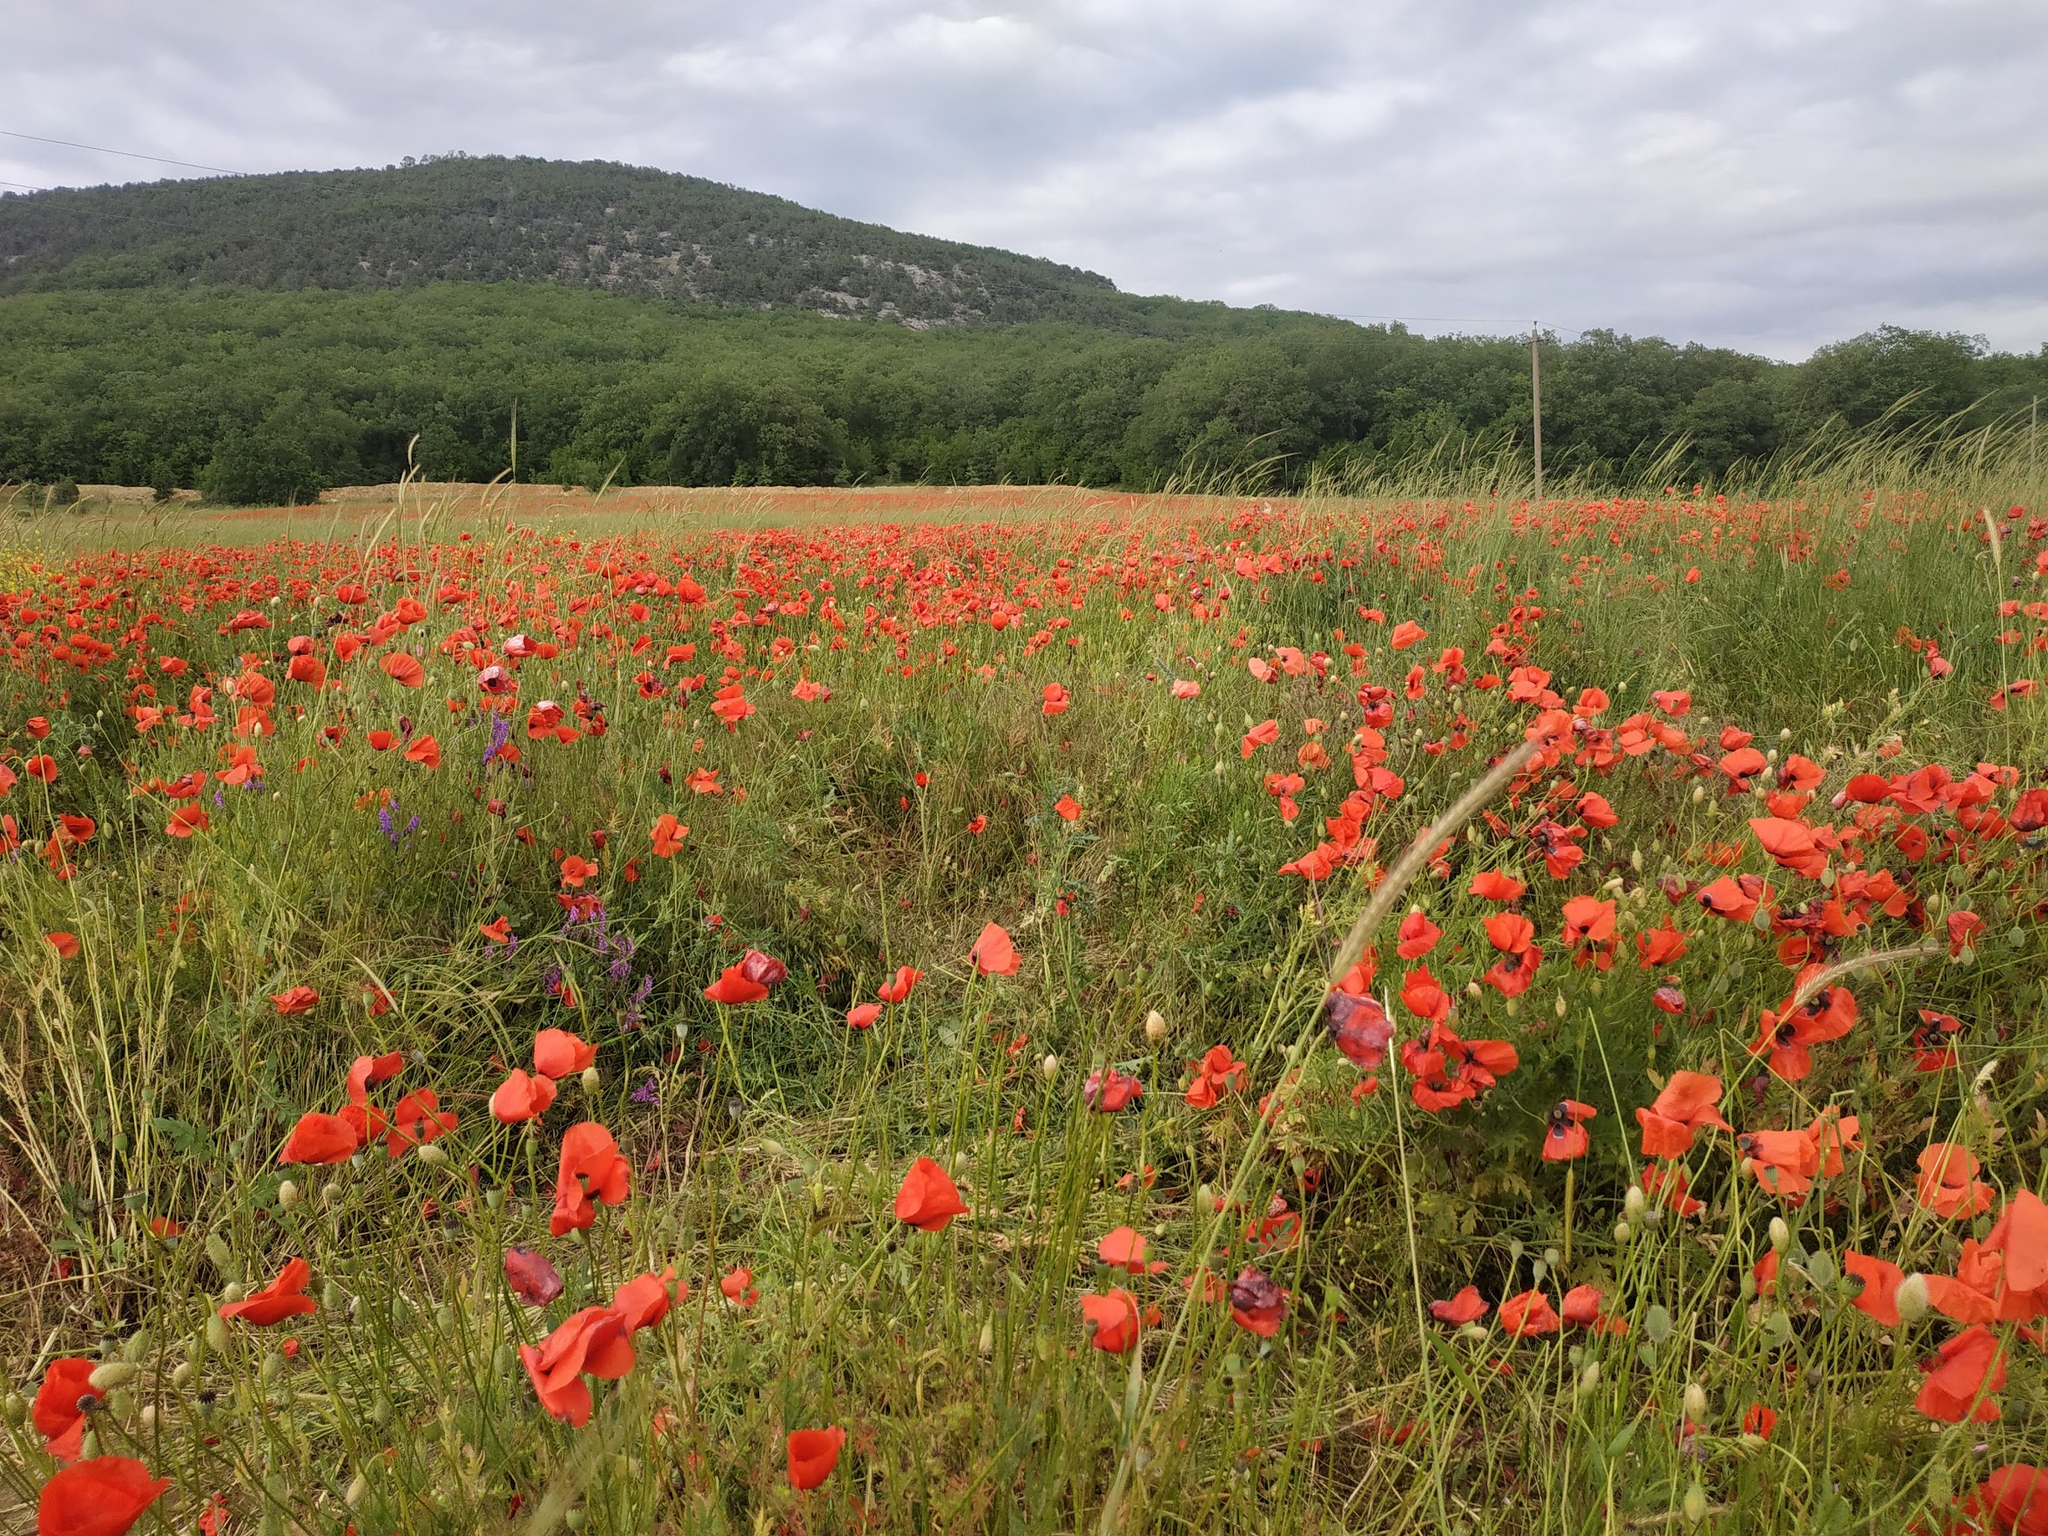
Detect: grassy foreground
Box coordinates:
(1, 475, 2045, 1535)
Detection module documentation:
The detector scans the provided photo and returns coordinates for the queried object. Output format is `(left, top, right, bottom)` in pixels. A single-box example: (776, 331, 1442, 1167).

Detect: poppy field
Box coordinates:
(1, 477, 2046, 1534)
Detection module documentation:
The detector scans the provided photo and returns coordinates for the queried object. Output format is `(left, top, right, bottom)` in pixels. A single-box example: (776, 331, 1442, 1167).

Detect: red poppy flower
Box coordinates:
(971, 921, 1020, 976)
(1635, 1071, 1728, 1158)
(504, 1246, 565, 1307)
(1395, 909, 1442, 959)
(1041, 682, 1070, 716)
(519, 1306, 635, 1427)
(1083, 1066, 1143, 1112)
(846, 1003, 883, 1029)
(787, 1426, 846, 1490)
(1985, 1188, 2048, 1316)
(870, 965, 920, 1006)
(1742, 1404, 1777, 1440)
(650, 813, 689, 857)
(24, 755, 57, 784)
(703, 964, 769, 1004)
(1498, 1289, 1560, 1337)
(720, 1267, 759, 1308)
(612, 1268, 680, 1332)
(367, 729, 396, 751)
(479, 916, 512, 945)
(1240, 718, 1279, 757)
(1541, 1100, 1597, 1161)
(1560, 1284, 1626, 1331)
(551, 1122, 631, 1236)
(1953, 1466, 2048, 1536)
(1843, 1251, 1905, 1326)
(1389, 620, 1426, 650)
(1750, 816, 1827, 878)
(33, 1359, 102, 1461)
(558, 854, 598, 888)
(1739, 1128, 1822, 1202)
(384, 1089, 457, 1158)
(1915, 1324, 2005, 1423)
(1185, 1043, 1248, 1108)
(36, 1456, 170, 1536)
(1080, 1288, 1149, 1353)
(1636, 920, 1688, 967)
(270, 985, 319, 1016)
(894, 1156, 971, 1231)
(218, 1256, 317, 1327)
(1917, 1143, 1996, 1219)
(1399, 967, 1451, 1023)
(490, 1069, 558, 1124)
(534, 1028, 595, 1079)
(166, 804, 210, 838)
(1470, 870, 1527, 902)
(380, 653, 425, 688)
(1097, 1226, 1169, 1275)
(346, 1052, 404, 1104)
(1484, 912, 1536, 955)
(402, 733, 441, 769)
(1229, 1265, 1290, 1337)
(278, 1111, 360, 1165)
(1429, 1286, 1488, 1325)
(1054, 793, 1082, 822)
(45, 931, 79, 959)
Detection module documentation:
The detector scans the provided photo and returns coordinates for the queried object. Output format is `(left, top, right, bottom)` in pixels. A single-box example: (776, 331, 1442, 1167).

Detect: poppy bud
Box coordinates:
(1624, 1185, 1646, 1222)
(978, 1318, 995, 1355)
(1613, 1220, 1632, 1244)
(581, 1066, 600, 1093)
(1144, 1010, 1167, 1043)
(1578, 1361, 1600, 1393)
(1041, 1053, 1059, 1080)
(172, 1361, 194, 1389)
(1683, 1382, 1707, 1422)
(417, 1143, 447, 1167)
(346, 1473, 369, 1507)
(206, 1317, 228, 1351)
(277, 1180, 301, 1209)
(89, 1361, 138, 1391)
(1804, 1250, 1836, 1289)
(1768, 1217, 1790, 1252)
(1895, 1272, 1930, 1323)
(1554, 993, 1567, 1018)
(1682, 1481, 1707, 1526)
(0, 1393, 22, 1427)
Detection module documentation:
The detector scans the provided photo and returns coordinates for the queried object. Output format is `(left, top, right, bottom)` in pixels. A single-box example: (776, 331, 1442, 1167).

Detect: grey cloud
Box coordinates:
(4, 0, 2042, 357)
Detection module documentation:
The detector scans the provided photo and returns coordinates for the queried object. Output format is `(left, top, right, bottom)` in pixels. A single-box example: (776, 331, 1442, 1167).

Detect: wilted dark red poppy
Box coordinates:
(1228, 1266, 1289, 1337)
(504, 1246, 565, 1307)
(894, 1156, 970, 1231)
(787, 1426, 846, 1490)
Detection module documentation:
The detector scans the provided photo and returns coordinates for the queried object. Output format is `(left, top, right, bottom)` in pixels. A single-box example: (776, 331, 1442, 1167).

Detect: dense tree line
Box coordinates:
(0, 284, 2041, 503)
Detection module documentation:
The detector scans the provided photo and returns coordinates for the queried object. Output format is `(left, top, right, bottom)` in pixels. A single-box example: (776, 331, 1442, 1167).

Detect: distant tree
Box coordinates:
(50, 478, 79, 505)
(198, 431, 322, 506)
(1787, 326, 1984, 434)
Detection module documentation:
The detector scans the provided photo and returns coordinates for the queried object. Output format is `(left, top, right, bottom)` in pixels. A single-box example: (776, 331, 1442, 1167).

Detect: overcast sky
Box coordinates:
(5, 0, 2043, 359)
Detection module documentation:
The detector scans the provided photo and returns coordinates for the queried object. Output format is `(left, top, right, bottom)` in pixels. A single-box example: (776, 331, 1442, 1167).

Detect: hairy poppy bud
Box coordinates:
(581, 1066, 600, 1093)
(1683, 1382, 1707, 1422)
(277, 1180, 301, 1209)
(1, 1393, 26, 1427)
(1144, 1010, 1167, 1043)
(346, 1473, 369, 1507)
(1554, 993, 1567, 1018)
(1804, 1250, 1836, 1289)
(88, 1362, 138, 1392)
(1041, 1053, 1060, 1081)
(206, 1317, 228, 1351)
(1768, 1217, 1790, 1253)
(1578, 1361, 1600, 1393)
(1895, 1272, 1930, 1323)
(1613, 1220, 1632, 1244)
(417, 1143, 448, 1167)
(1624, 1185, 1646, 1222)
(1682, 1481, 1707, 1526)
(978, 1318, 995, 1356)
(172, 1361, 195, 1389)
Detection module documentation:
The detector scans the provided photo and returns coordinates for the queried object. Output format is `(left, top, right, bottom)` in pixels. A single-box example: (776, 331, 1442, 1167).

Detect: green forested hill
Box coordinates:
(0, 157, 2041, 502)
(0, 154, 1118, 326)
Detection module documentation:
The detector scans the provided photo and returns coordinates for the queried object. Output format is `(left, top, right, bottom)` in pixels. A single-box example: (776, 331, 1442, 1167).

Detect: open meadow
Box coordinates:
(1, 464, 2046, 1535)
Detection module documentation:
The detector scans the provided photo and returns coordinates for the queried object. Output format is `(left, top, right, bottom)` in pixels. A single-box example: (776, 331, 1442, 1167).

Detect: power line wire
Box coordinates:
(0, 128, 243, 176)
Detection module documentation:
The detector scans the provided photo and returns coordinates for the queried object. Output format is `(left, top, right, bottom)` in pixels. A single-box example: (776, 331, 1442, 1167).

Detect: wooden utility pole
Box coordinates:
(1530, 324, 1544, 502)
(510, 398, 520, 482)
